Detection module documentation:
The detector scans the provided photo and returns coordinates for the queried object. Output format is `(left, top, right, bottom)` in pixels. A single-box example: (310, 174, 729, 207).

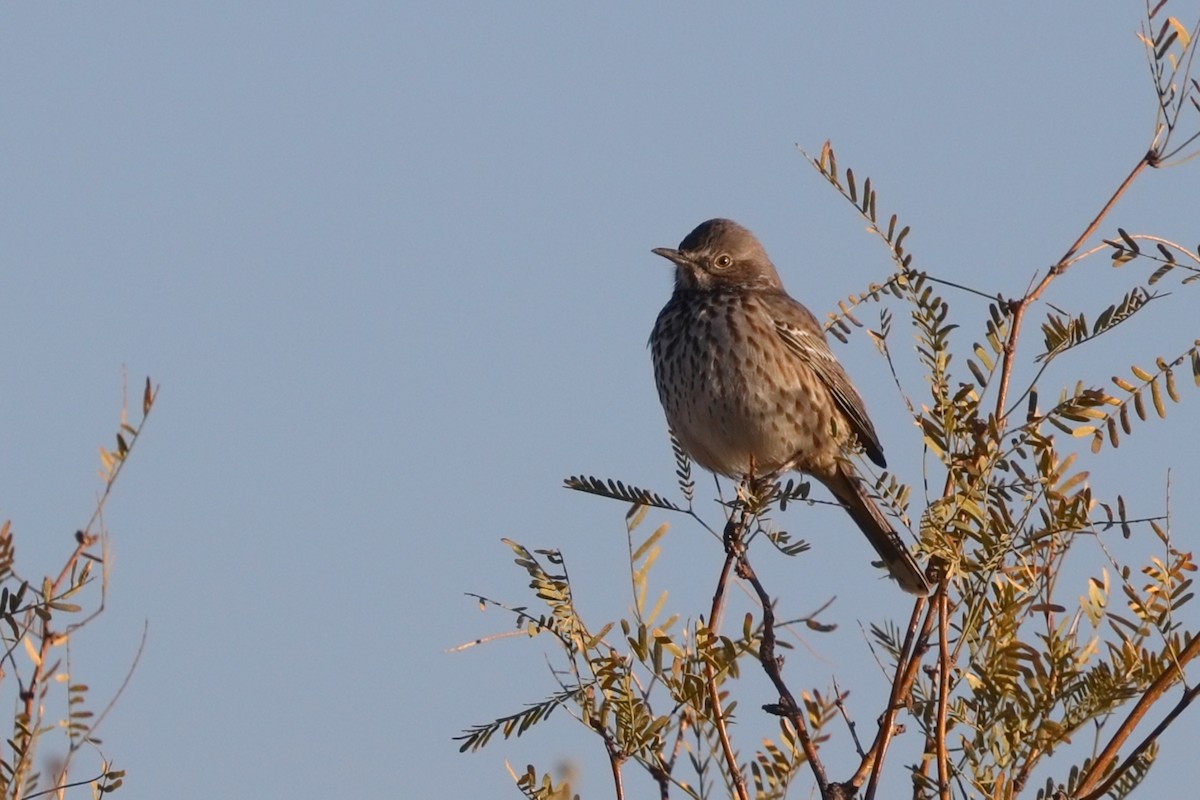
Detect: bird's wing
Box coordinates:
(769, 298, 887, 468)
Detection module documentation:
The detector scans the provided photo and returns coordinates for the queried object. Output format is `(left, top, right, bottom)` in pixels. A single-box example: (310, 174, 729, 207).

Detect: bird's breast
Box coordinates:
(650, 292, 840, 478)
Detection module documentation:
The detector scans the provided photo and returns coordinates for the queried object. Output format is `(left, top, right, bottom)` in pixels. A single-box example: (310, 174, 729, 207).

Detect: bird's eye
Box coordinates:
(713, 254, 733, 270)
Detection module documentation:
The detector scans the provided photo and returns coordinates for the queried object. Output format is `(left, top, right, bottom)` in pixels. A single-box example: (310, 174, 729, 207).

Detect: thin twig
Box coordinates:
(583, 699, 628, 800)
(833, 677, 866, 759)
(702, 652, 746, 800)
(651, 712, 691, 800)
(78, 620, 148, 753)
(24, 766, 116, 800)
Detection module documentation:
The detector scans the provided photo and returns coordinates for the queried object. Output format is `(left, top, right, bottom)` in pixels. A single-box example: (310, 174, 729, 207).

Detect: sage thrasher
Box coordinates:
(649, 218, 930, 595)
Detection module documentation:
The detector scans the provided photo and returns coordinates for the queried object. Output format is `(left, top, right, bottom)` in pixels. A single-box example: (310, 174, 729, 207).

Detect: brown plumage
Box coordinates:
(649, 218, 930, 596)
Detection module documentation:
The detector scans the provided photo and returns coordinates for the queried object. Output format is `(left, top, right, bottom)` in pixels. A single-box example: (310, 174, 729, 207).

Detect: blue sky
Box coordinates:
(2, 3, 1198, 798)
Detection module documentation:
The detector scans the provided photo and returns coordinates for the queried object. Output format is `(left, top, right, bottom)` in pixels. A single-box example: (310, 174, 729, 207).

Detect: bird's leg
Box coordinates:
(743, 456, 768, 506)
(744, 455, 759, 503)
(741, 459, 780, 514)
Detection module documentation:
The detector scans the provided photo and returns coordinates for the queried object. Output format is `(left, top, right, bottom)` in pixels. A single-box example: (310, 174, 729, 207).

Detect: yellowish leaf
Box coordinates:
(1057, 470, 1090, 496)
(1168, 17, 1192, 48)
(1112, 375, 1136, 392)
(23, 636, 41, 667)
(1150, 379, 1166, 418)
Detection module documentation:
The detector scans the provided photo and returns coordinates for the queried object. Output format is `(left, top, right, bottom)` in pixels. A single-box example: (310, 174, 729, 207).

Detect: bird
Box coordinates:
(649, 218, 931, 596)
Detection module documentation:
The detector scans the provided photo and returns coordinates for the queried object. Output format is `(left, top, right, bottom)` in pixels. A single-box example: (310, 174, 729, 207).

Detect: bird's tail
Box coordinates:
(821, 467, 931, 596)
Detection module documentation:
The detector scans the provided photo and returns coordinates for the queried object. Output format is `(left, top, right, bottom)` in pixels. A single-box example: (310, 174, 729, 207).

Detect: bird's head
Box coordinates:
(652, 218, 784, 292)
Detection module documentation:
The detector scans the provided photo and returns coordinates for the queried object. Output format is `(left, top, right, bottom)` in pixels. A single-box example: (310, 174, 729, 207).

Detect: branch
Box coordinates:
(1074, 631, 1200, 798)
(993, 153, 1155, 423)
(704, 513, 749, 800)
(1081, 681, 1200, 800)
(737, 554, 832, 794)
(931, 587, 951, 800)
(601, 729, 626, 800)
(860, 597, 936, 800)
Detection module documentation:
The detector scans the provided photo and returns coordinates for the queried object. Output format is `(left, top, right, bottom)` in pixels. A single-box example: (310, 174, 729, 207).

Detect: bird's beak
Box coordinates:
(651, 247, 692, 268)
